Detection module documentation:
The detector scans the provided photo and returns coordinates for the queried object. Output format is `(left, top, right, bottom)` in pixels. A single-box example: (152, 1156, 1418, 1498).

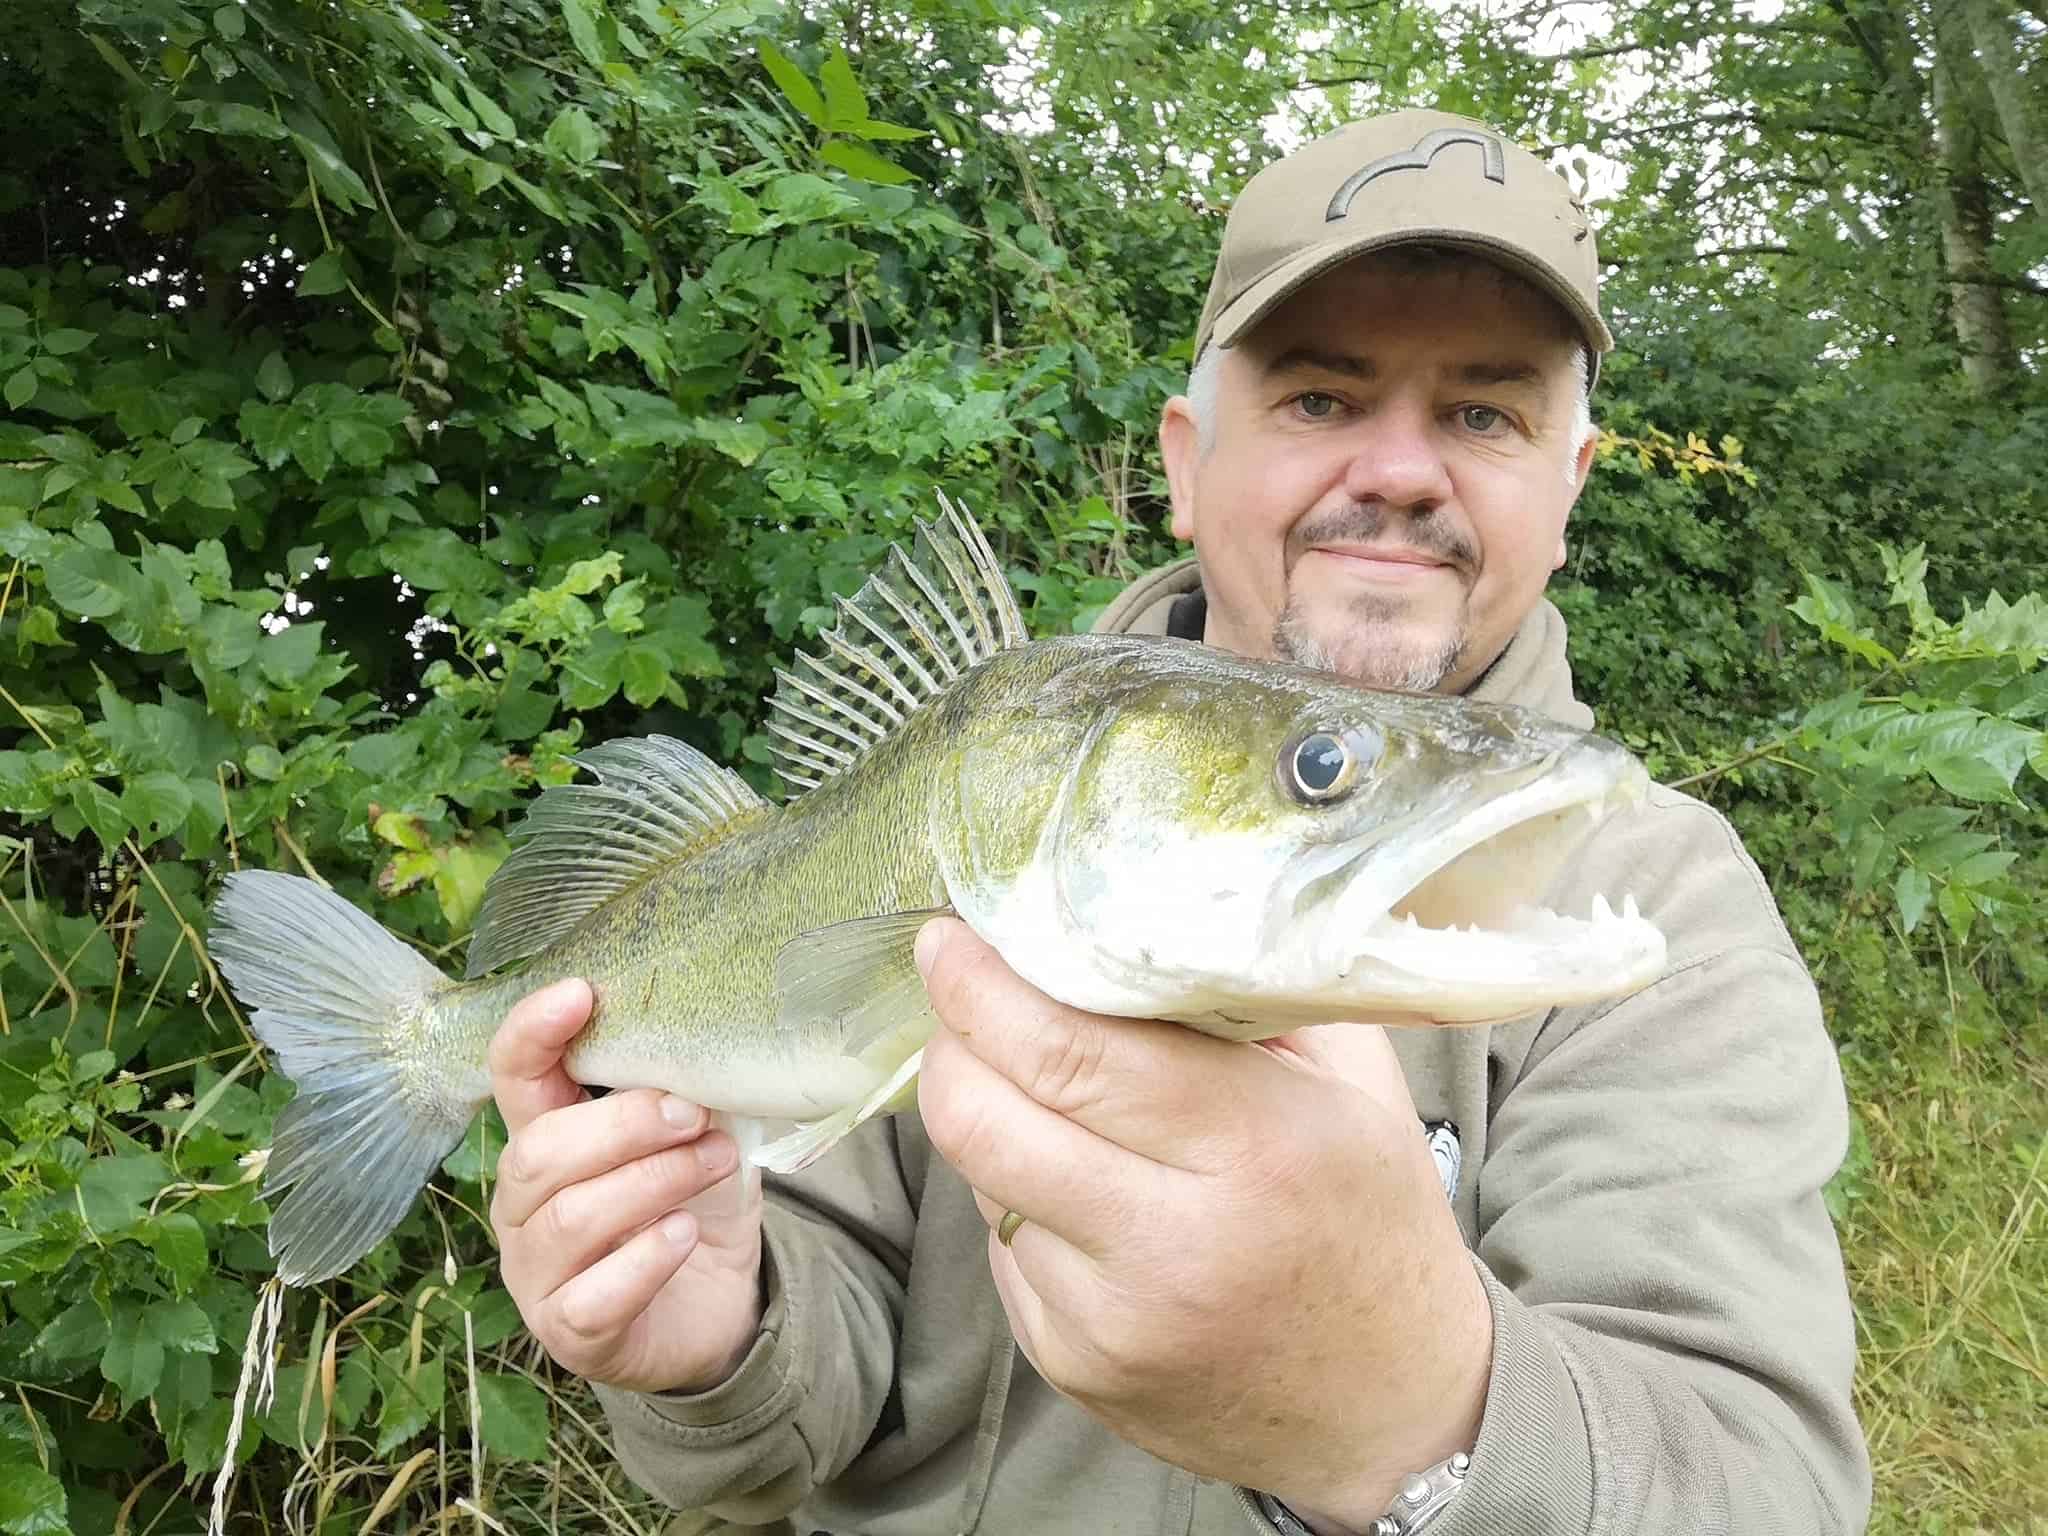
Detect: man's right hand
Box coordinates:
(488, 978, 766, 1395)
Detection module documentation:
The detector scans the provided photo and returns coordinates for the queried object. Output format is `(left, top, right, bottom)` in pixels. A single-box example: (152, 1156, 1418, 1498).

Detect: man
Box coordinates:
(486, 109, 1871, 1534)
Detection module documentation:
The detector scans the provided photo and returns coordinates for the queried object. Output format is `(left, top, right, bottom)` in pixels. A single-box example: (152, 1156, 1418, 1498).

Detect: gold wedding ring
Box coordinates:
(996, 1209, 1027, 1247)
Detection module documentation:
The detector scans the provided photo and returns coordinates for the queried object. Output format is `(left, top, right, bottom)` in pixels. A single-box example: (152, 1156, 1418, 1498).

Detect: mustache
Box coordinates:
(1292, 503, 1478, 572)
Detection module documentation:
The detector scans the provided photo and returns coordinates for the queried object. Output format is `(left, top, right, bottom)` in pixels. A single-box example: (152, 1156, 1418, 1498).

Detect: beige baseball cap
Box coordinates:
(1195, 108, 1613, 379)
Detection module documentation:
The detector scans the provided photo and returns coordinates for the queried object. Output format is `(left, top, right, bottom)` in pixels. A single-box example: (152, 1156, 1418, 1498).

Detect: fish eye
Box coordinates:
(1285, 729, 1371, 804)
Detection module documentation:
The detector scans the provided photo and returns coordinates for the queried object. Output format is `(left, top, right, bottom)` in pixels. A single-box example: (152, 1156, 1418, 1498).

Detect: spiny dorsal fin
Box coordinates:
(768, 492, 1028, 793)
(464, 735, 767, 978)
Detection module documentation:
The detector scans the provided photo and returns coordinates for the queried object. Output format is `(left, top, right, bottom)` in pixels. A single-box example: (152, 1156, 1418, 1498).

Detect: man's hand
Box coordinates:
(914, 918, 1492, 1530)
(489, 979, 765, 1395)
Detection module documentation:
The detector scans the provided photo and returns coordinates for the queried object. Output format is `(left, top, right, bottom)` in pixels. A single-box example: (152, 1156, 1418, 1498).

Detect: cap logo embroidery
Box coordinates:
(1324, 129, 1507, 222)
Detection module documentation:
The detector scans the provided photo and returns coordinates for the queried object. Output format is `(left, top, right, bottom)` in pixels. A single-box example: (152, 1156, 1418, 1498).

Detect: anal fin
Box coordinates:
(687, 1111, 767, 1220)
(752, 1049, 924, 1175)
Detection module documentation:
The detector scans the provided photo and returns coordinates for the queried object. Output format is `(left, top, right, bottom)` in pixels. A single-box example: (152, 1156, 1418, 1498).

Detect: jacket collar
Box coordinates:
(1090, 552, 1591, 730)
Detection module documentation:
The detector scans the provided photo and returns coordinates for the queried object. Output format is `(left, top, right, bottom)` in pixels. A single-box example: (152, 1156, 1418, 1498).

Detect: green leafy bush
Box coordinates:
(3, 0, 2045, 1530)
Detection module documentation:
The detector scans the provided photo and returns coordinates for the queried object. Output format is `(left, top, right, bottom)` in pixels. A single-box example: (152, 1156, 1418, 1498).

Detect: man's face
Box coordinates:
(1160, 257, 1597, 695)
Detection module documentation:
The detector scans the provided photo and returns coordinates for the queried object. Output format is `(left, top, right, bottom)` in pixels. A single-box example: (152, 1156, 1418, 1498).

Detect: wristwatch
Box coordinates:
(1256, 1449, 1471, 1536)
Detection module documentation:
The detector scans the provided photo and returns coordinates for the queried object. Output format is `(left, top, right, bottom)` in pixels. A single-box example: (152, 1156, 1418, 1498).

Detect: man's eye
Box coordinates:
(1459, 404, 1509, 433)
(1296, 392, 1339, 419)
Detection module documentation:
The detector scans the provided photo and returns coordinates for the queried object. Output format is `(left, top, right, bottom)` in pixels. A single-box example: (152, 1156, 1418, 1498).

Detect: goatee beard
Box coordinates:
(1274, 503, 1474, 692)
(1273, 600, 1465, 692)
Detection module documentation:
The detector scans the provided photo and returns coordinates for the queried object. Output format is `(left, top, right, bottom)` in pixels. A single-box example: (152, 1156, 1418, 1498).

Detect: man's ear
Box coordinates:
(1570, 424, 1598, 495)
(1555, 422, 1599, 569)
(1159, 396, 1201, 542)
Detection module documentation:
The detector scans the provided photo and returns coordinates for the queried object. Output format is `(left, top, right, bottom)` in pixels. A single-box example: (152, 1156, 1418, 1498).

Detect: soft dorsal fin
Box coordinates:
(465, 735, 767, 978)
(767, 492, 1028, 793)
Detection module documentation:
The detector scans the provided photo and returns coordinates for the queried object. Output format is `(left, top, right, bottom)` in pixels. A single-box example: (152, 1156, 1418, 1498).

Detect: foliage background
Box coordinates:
(1, 0, 2044, 1530)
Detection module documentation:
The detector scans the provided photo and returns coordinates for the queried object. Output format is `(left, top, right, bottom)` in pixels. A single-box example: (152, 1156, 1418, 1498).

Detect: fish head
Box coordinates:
(937, 639, 1666, 1034)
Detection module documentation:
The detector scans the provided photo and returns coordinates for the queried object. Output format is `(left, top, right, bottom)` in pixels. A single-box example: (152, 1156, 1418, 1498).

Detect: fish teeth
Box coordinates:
(1592, 892, 1615, 924)
(1623, 893, 1641, 922)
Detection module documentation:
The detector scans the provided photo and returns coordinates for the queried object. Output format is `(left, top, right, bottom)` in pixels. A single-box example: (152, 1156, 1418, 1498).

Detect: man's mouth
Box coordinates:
(1313, 544, 1457, 581)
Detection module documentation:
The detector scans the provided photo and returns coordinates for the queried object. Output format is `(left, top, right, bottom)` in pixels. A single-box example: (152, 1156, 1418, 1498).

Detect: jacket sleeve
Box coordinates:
(1432, 806, 1871, 1534)
(593, 1115, 918, 1522)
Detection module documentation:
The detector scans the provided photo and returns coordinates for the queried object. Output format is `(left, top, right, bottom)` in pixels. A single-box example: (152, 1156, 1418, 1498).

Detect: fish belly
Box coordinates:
(562, 1026, 890, 1121)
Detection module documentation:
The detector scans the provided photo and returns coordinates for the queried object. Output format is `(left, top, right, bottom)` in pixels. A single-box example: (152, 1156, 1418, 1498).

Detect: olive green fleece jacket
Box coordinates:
(595, 558, 1872, 1536)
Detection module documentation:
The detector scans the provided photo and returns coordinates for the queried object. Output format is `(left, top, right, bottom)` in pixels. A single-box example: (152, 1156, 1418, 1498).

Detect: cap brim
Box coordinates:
(1208, 227, 1615, 365)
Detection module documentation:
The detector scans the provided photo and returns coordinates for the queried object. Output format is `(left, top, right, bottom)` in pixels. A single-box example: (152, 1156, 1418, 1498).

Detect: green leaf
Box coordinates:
(86, 32, 147, 88)
(1936, 880, 1978, 943)
(1949, 849, 2019, 885)
(351, 732, 419, 780)
(147, 1298, 217, 1354)
(1893, 867, 1931, 933)
(68, 779, 130, 851)
(474, 1373, 551, 1460)
(123, 770, 194, 840)
(3, 367, 34, 409)
(493, 684, 554, 739)
(214, 2, 246, 36)
(373, 809, 431, 851)
(293, 131, 373, 211)
(759, 40, 826, 128)
(819, 49, 867, 129)
(145, 1212, 209, 1291)
(328, 415, 394, 467)
(603, 577, 646, 631)
(0, 1457, 67, 1536)
(190, 100, 287, 139)
(257, 620, 325, 684)
(462, 82, 516, 139)
(77, 1151, 170, 1232)
(244, 743, 285, 780)
(691, 417, 772, 466)
(851, 118, 926, 142)
(374, 1357, 445, 1455)
(101, 1305, 166, 1403)
(433, 837, 507, 931)
(819, 138, 915, 186)
(298, 251, 349, 297)
(558, 626, 625, 709)
(560, 553, 621, 594)
(41, 544, 129, 617)
(543, 105, 605, 164)
(35, 1300, 110, 1360)
(41, 329, 95, 356)
(560, 0, 608, 67)
(621, 643, 669, 706)
(1923, 753, 2023, 805)
(385, 527, 485, 590)
(256, 350, 294, 401)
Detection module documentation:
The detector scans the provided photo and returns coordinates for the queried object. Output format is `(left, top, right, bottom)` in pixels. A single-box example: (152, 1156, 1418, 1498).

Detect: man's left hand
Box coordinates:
(914, 916, 1494, 1532)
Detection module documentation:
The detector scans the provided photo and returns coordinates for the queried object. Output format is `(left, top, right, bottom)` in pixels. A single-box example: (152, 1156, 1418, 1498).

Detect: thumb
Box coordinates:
(487, 978, 593, 1135)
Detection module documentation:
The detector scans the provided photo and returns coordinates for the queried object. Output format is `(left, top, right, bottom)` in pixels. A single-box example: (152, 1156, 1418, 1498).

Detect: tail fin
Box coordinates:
(210, 870, 472, 1285)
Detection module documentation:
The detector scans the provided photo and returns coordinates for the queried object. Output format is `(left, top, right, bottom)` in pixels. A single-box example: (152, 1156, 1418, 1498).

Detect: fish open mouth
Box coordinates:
(1349, 886, 1663, 1020)
(1277, 756, 1669, 1024)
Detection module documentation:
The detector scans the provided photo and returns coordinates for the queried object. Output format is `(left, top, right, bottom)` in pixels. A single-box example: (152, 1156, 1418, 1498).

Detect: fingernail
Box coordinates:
(660, 1095, 703, 1130)
(697, 1137, 733, 1176)
(545, 978, 587, 1013)
(913, 919, 944, 979)
(660, 1211, 695, 1246)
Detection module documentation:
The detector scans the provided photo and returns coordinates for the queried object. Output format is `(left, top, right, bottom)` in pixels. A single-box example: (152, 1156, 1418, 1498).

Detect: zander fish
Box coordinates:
(209, 500, 1666, 1285)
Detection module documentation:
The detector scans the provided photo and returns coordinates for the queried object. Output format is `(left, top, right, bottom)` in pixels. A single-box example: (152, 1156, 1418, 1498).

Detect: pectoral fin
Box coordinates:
(773, 907, 949, 1063)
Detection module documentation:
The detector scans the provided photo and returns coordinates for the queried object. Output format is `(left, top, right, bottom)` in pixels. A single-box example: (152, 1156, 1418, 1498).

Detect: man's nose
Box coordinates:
(1339, 399, 1453, 513)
